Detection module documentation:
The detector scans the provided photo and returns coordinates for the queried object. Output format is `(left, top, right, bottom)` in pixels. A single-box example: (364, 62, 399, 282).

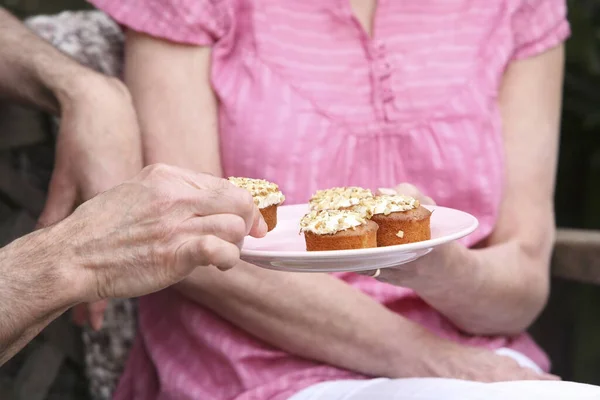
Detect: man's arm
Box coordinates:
(0, 164, 266, 366)
(0, 7, 111, 114)
(0, 226, 80, 365)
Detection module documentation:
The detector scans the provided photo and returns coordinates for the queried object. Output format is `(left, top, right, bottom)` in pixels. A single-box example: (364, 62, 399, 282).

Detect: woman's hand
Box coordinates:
(414, 342, 559, 382)
(363, 183, 467, 288)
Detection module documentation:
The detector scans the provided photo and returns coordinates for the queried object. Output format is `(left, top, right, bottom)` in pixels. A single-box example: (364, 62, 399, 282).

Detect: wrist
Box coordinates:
(55, 71, 131, 117)
(0, 226, 84, 319)
(404, 242, 475, 291)
(384, 318, 453, 378)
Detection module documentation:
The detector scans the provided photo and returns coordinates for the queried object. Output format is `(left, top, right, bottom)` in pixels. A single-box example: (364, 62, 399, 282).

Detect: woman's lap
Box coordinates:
(288, 378, 600, 400)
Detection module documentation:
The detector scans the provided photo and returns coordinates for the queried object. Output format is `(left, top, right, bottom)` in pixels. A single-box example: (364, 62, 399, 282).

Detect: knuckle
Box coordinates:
(234, 190, 256, 215)
(227, 215, 248, 239)
(143, 163, 173, 178)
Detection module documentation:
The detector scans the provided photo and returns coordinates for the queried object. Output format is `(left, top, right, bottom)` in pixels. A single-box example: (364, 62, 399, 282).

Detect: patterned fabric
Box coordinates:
(26, 12, 134, 400)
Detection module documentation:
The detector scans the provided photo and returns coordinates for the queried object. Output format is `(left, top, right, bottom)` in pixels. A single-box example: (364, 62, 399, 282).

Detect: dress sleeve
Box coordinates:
(88, 0, 229, 46)
(511, 0, 570, 60)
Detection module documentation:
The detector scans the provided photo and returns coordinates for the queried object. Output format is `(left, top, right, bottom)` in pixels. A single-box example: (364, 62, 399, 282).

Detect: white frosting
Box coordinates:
(255, 191, 285, 208)
(300, 209, 366, 235)
(364, 195, 419, 216)
(309, 187, 374, 211)
(228, 177, 285, 209)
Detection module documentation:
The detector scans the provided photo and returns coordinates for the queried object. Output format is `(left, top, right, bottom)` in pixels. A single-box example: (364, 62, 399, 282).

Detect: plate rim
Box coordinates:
(241, 204, 479, 260)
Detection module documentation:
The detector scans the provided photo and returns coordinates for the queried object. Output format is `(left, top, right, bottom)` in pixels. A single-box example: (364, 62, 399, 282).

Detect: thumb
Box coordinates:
(37, 174, 77, 229)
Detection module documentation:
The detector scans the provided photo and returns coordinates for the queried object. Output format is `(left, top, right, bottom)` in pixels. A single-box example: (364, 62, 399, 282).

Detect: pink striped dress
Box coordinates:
(89, 1, 570, 399)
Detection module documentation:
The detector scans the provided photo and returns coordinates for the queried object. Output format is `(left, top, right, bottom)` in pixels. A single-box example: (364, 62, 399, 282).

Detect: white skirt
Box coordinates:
(288, 348, 600, 400)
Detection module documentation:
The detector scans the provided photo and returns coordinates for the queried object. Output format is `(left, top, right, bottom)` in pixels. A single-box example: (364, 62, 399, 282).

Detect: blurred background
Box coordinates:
(1, 0, 600, 399)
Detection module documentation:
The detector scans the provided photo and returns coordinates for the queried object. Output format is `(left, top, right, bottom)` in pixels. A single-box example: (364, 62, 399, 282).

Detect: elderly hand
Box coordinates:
(362, 183, 465, 286)
(37, 74, 143, 329)
(410, 340, 559, 382)
(55, 164, 267, 305)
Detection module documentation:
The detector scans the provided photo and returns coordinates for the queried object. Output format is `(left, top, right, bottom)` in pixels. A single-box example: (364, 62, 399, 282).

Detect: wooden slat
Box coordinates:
(0, 104, 47, 151)
(43, 314, 84, 366)
(12, 342, 64, 400)
(0, 154, 46, 217)
(552, 228, 600, 285)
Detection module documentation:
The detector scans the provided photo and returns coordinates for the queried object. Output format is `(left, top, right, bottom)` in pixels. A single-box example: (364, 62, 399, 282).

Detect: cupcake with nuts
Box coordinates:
(363, 194, 431, 246)
(309, 187, 374, 212)
(228, 177, 285, 232)
(300, 209, 378, 251)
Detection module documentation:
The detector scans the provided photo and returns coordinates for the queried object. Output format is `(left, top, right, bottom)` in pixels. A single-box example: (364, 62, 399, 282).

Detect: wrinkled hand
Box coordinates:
(36, 75, 143, 331)
(362, 183, 454, 284)
(57, 164, 267, 305)
(418, 343, 559, 382)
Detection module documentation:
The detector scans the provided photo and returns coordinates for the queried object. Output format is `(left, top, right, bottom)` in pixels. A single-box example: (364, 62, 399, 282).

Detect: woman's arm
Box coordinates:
(177, 262, 552, 381)
(381, 45, 565, 336)
(124, 30, 222, 175)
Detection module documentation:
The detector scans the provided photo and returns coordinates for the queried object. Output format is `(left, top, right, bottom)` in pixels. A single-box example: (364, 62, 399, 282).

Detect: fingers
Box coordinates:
(88, 300, 108, 331)
(195, 181, 258, 234)
(378, 183, 436, 206)
(181, 214, 249, 247)
(71, 301, 108, 330)
(249, 207, 268, 238)
(137, 165, 264, 236)
(37, 173, 77, 229)
(178, 235, 241, 272)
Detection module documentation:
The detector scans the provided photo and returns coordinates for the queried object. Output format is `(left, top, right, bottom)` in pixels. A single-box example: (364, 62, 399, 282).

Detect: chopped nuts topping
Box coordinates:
(228, 177, 285, 208)
(300, 209, 366, 235)
(309, 187, 374, 211)
(362, 194, 419, 216)
(396, 230, 405, 238)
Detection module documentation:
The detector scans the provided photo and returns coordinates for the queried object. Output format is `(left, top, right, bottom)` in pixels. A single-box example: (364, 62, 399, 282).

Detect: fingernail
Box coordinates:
(258, 216, 268, 234)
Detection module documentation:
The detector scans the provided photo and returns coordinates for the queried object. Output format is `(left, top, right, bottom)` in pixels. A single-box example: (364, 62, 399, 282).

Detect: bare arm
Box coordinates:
(0, 7, 119, 115)
(388, 45, 564, 335)
(0, 228, 79, 365)
(124, 30, 222, 174)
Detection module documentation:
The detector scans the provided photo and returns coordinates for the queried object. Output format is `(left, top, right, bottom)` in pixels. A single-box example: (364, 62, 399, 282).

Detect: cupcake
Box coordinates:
(228, 177, 285, 231)
(309, 187, 374, 211)
(364, 195, 431, 246)
(300, 209, 378, 251)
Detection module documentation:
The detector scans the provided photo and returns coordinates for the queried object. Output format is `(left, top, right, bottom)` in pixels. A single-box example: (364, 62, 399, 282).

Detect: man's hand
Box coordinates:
(56, 164, 267, 303)
(38, 75, 143, 227)
(35, 74, 143, 330)
(0, 164, 266, 365)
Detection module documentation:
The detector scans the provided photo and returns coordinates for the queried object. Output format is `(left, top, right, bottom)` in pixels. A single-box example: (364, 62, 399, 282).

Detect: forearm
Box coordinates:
(404, 239, 550, 335)
(0, 8, 98, 114)
(124, 31, 222, 175)
(0, 227, 81, 365)
(176, 263, 445, 378)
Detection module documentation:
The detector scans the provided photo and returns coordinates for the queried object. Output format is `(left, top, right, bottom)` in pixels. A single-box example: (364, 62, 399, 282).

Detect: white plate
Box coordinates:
(241, 204, 478, 273)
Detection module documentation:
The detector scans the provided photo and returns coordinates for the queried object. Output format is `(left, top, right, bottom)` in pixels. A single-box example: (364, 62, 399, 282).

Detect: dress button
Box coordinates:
(372, 40, 386, 56)
(381, 87, 394, 102)
(378, 61, 391, 78)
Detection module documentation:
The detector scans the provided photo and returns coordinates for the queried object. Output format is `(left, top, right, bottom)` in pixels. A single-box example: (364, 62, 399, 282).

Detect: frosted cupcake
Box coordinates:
(300, 209, 378, 251)
(309, 187, 374, 211)
(363, 195, 431, 246)
(228, 177, 285, 231)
